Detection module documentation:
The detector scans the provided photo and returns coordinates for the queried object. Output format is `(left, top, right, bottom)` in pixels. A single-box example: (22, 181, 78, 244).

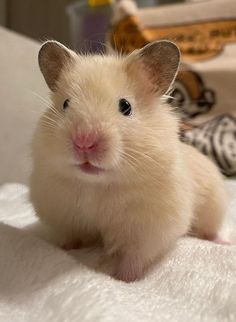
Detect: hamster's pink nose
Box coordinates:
(73, 133, 98, 153)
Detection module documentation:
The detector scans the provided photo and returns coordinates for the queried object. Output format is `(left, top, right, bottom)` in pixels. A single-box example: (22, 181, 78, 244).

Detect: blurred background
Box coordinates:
(0, 0, 185, 50)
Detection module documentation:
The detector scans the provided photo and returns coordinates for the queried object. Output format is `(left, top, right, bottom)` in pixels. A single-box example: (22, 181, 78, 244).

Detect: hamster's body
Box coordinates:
(30, 41, 227, 282)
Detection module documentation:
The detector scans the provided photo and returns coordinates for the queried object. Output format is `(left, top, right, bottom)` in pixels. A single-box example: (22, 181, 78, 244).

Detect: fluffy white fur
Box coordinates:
(30, 41, 227, 282)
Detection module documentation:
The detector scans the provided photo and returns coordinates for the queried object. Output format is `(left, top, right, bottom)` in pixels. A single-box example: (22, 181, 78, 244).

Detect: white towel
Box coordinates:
(0, 182, 236, 322)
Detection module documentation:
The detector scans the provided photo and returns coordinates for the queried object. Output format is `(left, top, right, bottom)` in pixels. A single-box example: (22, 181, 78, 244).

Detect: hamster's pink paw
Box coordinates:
(206, 235, 231, 245)
(114, 255, 144, 283)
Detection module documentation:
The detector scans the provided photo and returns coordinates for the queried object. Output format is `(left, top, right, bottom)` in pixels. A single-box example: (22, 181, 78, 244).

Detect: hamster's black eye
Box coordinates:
(119, 98, 132, 116)
(63, 99, 70, 110)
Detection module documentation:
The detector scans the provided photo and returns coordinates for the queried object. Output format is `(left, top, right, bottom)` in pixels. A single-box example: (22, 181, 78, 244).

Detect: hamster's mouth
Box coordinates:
(78, 162, 105, 175)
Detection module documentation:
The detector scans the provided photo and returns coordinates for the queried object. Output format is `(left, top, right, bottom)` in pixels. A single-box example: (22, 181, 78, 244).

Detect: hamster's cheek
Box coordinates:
(47, 129, 74, 166)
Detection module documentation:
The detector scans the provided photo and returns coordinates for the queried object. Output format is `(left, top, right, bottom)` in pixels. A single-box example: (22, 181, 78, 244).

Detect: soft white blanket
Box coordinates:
(0, 182, 236, 322)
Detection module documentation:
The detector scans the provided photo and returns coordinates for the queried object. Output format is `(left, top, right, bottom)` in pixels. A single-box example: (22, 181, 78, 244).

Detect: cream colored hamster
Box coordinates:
(30, 40, 228, 282)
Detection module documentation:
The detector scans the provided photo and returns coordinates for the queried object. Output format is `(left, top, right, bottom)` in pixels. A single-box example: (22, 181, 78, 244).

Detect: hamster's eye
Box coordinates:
(119, 98, 132, 116)
(63, 99, 70, 110)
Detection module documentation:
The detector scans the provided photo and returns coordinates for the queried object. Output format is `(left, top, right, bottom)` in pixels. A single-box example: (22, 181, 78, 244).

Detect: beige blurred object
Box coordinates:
(0, 27, 47, 184)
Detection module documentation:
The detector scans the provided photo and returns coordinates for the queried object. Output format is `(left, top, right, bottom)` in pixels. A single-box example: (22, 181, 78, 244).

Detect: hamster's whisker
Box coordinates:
(40, 120, 58, 128)
(120, 141, 166, 172)
(118, 151, 152, 182)
(48, 105, 61, 115)
(116, 150, 137, 172)
(40, 123, 59, 133)
(119, 154, 137, 172)
(30, 91, 52, 106)
(30, 91, 64, 122)
(43, 112, 65, 125)
(40, 116, 64, 131)
(119, 150, 137, 165)
(125, 147, 165, 170)
(48, 107, 64, 121)
(42, 115, 61, 126)
(41, 115, 59, 124)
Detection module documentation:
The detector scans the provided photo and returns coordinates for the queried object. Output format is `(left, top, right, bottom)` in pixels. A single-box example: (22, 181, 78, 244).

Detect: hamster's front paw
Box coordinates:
(206, 234, 231, 245)
(113, 254, 144, 283)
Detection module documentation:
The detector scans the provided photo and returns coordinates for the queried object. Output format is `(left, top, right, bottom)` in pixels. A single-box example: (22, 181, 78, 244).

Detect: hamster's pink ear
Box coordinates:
(126, 40, 180, 96)
(38, 41, 75, 91)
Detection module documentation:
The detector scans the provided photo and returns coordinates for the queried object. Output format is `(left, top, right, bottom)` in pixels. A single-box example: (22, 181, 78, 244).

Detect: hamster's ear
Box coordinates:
(38, 41, 76, 91)
(126, 41, 180, 96)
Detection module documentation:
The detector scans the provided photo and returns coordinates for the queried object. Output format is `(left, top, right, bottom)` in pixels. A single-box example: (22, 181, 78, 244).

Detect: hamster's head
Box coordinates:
(35, 40, 180, 183)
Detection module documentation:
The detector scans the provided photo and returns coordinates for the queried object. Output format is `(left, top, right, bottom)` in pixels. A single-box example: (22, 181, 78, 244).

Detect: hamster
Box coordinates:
(30, 40, 228, 282)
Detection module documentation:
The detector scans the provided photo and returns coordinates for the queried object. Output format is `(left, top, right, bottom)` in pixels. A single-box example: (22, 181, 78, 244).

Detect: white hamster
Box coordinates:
(30, 40, 228, 282)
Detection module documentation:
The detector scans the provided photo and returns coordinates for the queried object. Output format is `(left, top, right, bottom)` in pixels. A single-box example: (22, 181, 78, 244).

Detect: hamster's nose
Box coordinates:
(73, 132, 98, 154)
